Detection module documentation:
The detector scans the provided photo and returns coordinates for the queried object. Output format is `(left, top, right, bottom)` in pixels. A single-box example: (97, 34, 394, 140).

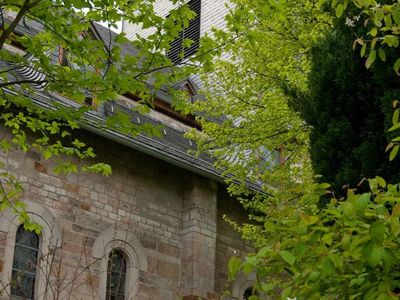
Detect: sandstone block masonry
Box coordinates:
(0, 128, 251, 300)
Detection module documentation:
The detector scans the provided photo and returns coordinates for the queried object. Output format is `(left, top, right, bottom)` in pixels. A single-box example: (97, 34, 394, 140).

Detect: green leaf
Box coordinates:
(370, 28, 378, 37)
(257, 246, 272, 257)
(335, 4, 344, 17)
(370, 221, 385, 244)
(321, 256, 336, 276)
(392, 109, 399, 125)
(279, 250, 296, 265)
(389, 145, 399, 161)
(394, 58, 400, 73)
(361, 43, 367, 58)
(385, 35, 399, 48)
(365, 50, 376, 69)
(317, 183, 331, 189)
(363, 240, 383, 267)
(376, 176, 386, 188)
(388, 122, 400, 132)
(382, 248, 397, 272)
(378, 48, 386, 62)
(355, 193, 370, 215)
(228, 256, 241, 281)
(281, 286, 292, 298)
(386, 142, 394, 152)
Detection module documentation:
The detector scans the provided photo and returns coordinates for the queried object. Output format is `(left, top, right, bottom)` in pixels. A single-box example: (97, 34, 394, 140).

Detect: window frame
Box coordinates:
(106, 249, 128, 300)
(92, 228, 148, 300)
(10, 224, 40, 299)
(0, 200, 62, 300)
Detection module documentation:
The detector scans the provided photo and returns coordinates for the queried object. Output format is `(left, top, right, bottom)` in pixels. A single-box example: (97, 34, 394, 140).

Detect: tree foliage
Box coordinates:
(230, 178, 400, 300)
(187, 0, 331, 240)
(332, 0, 400, 162)
(0, 0, 213, 225)
(292, 14, 400, 196)
(188, 0, 400, 299)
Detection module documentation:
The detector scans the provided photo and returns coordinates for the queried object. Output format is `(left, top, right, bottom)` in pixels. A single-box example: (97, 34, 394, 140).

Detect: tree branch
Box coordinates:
(0, 0, 36, 50)
(0, 78, 48, 88)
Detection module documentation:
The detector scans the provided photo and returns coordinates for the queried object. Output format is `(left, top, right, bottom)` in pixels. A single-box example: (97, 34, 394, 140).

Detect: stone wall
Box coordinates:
(0, 127, 251, 300)
(215, 189, 255, 300)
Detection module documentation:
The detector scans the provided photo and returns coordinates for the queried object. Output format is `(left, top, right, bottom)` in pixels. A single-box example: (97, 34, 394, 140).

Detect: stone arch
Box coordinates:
(231, 272, 268, 300)
(0, 199, 62, 299)
(92, 227, 148, 299)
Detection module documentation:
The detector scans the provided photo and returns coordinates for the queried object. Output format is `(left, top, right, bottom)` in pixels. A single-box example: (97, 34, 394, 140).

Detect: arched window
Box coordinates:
(0, 200, 61, 299)
(106, 250, 127, 300)
(92, 228, 147, 300)
(10, 225, 40, 299)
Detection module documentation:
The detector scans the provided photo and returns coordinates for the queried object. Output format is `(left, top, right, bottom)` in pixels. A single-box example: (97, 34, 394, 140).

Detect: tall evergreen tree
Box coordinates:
(291, 19, 400, 195)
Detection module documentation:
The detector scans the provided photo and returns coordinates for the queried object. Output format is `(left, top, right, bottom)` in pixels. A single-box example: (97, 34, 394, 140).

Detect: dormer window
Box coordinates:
(181, 81, 196, 103)
(168, 0, 201, 64)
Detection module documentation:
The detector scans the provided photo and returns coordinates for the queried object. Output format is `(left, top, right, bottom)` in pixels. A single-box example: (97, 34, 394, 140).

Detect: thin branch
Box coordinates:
(0, 79, 48, 88)
(0, 0, 41, 50)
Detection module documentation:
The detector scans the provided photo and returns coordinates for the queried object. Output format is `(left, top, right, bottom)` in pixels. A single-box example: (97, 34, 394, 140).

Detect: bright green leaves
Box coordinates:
(82, 163, 112, 176)
(0, 169, 31, 226)
(228, 256, 242, 281)
(332, 0, 348, 17)
(363, 240, 383, 267)
(389, 145, 399, 161)
(361, 43, 367, 57)
(230, 180, 400, 299)
(383, 35, 399, 48)
(365, 50, 376, 69)
(189, 0, 329, 228)
(321, 256, 336, 277)
(335, 0, 400, 72)
(336, 4, 345, 17)
(387, 102, 400, 161)
(394, 58, 400, 73)
(279, 250, 296, 266)
(370, 221, 385, 243)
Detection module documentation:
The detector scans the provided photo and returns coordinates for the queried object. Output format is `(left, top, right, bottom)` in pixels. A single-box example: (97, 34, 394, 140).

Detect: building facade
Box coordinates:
(0, 123, 254, 300)
(0, 3, 261, 299)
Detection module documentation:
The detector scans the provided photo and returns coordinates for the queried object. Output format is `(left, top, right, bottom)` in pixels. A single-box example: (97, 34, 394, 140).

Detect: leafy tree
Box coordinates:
(186, 0, 400, 299)
(0, 0, 213, 226)
(230, 178, 400, 300)
(291, 14, 400, 196)
(332, 0, 400, 159)
(187, 0, 331, 242)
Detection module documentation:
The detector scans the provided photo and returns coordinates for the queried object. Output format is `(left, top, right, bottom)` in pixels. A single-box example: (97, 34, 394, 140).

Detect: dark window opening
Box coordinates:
(11, 225, 39, 299)
(84, 96, 93, 106)
(243, 287, 259, 300)
(58, 46, 69, 66)
(106, 250, 127, 300)
(167, 0, 201, 64)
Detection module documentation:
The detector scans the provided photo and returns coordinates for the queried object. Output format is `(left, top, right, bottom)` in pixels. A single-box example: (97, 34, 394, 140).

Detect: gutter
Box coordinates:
(5, 87, 227, 184)
(81, 123, 227, 184)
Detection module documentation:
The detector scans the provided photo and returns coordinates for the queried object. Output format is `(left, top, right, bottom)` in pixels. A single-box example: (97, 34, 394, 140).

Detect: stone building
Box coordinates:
(0, 6, 260, 300)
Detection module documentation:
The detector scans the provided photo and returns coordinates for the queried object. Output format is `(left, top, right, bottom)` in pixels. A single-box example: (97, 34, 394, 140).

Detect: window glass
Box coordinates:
(106, 250, 127, 300)
(11, 225, 39, 299)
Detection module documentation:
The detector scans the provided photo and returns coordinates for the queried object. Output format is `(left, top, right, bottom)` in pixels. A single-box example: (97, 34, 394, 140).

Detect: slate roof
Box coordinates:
(2, 16, 262, 191)
(1, 17, 227, 182)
